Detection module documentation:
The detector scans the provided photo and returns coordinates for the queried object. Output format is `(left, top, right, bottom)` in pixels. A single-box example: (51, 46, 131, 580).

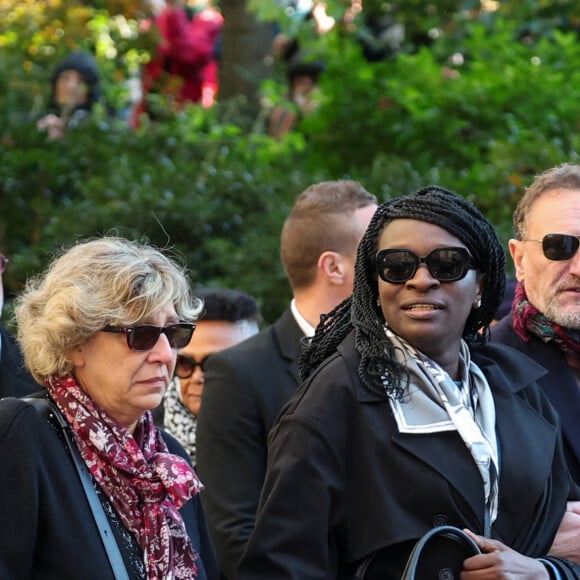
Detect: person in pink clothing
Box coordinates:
(132, 0, 222, 127)
(187, 0, 223, 108)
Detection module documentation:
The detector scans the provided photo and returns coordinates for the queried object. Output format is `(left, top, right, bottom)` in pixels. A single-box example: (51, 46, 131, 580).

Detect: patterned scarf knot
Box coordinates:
(151, 452, 201, 508)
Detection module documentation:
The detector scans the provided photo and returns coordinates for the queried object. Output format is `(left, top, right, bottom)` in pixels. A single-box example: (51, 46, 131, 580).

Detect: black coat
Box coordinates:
(196, 308, 304, 579)
(0, 395, 219, 580)
(0, 324, 38, 398)
(239, 333, 580, 580)
(491, 315, 580, 484)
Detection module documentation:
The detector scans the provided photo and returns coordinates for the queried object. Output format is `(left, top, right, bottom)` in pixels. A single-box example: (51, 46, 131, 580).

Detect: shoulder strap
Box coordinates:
(23, 395, 131, 580)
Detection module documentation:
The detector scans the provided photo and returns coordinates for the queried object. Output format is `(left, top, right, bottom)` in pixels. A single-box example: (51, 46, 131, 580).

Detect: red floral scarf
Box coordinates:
(512, 281, 580, 367)
(45, 375, 203, 579)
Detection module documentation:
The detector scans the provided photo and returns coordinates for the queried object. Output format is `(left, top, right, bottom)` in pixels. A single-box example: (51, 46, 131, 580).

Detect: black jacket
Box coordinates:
(196, 308, 304, 579)
(239, 333, 580, 579)
(491, 315, 580, 484)
(0, 323, 38, 398)
(0, 395, 219, 580)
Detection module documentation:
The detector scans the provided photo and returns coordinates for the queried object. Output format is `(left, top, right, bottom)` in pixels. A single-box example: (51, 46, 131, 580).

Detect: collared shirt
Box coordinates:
(290, 299, 315, 338)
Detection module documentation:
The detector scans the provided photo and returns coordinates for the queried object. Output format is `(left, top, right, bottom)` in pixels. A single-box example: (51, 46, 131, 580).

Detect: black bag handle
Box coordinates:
(355, 525, 482, 580)
(400, 525, 481, 580)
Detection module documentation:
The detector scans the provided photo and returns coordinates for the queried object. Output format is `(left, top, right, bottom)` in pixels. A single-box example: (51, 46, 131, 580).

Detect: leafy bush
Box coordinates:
(2, 1, 580, 326)
(0, 106, 325, 323)
(301, 14, 580, 241)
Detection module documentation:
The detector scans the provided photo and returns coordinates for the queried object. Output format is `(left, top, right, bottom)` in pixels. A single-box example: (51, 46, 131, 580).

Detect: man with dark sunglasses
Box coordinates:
(0, 252, 37, 399)
(491, 163, 580, 561)
(159, 288, 261, 463)
(195, 180, 378, 580)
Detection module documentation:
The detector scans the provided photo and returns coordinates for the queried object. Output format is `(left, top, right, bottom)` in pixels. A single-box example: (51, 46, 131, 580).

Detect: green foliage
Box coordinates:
(2, 0, 580, 327)
(298, 11, 580, 251)
(0, 0, 154, 121)
(0, 104, 322, 323)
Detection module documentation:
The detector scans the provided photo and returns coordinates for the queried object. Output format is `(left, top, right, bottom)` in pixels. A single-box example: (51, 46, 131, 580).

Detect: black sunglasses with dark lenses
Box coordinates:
(102, 322, 196, 352)
(376, 247, 475, 284)
(526, 233, 580, 261)
(175, 354, 210, 379)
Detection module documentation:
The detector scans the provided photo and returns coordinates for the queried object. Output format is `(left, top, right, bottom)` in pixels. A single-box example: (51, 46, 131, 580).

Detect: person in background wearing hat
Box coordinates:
(268, 2, 329, 140)
(267, 56, 325, 140)
(36, 50, 102, 140)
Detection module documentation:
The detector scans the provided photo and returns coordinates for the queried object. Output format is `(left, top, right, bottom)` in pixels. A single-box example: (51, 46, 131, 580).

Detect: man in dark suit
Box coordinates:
(196, 180, 377, 579)
(0, 252, 38, 398)
(490, 163, 580, 561)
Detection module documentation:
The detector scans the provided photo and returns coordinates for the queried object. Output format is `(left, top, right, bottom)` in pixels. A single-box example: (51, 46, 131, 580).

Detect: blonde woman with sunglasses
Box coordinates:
(0, 237, 218, 580)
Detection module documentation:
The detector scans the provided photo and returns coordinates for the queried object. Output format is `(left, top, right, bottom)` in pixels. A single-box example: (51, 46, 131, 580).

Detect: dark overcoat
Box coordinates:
(0, 324, 38, 398)
(492, 315, 580, 483)
(0, 396, 219, 580)
(196, 308, 304, 579)
(239, 332, 580, 580)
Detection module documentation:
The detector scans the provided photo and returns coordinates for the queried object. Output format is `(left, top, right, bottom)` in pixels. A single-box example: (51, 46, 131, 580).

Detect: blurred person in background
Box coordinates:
(131, 0, 222, 127)
(161, 287, 261, 463)
(36, 51, 102, 140)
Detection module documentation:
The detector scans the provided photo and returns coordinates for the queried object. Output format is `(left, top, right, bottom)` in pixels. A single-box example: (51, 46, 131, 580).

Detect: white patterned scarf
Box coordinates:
(385, 327, 500, 524)
(163, 378, 198, 464)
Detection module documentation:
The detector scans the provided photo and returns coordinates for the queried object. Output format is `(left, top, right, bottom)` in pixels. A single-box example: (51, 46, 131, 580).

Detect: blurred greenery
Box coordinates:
(1, 0, 580, 326)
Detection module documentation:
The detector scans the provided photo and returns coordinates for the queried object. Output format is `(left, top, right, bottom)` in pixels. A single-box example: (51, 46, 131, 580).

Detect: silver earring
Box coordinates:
(475, 299, 482, 309)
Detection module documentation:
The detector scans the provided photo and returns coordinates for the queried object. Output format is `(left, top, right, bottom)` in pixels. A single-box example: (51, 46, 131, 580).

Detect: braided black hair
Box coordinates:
(300, 185, 506, 399)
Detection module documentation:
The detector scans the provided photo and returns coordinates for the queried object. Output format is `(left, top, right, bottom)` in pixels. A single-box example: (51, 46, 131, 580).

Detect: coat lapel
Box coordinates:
(273, 308, 304, 384)
(347, 338, 559, 539)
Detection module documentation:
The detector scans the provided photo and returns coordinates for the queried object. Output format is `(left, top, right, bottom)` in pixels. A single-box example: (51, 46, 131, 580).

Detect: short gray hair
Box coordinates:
(514, 163, 580, 239)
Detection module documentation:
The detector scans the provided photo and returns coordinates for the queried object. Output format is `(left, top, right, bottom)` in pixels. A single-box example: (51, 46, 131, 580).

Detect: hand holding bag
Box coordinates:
(400, 525, 482, 579)
(355, 525, 482, 580)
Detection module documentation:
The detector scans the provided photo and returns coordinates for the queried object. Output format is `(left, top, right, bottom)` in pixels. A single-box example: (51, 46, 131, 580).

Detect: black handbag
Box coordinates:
(355, 525, 482, 580)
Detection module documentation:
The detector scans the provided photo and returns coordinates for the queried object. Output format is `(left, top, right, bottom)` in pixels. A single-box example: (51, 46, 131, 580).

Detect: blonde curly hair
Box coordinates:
(15, 237, 202, 383)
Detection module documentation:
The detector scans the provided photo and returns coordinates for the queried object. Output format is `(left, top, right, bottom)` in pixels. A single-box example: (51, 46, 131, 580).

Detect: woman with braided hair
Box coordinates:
(238, 186, 580, 579)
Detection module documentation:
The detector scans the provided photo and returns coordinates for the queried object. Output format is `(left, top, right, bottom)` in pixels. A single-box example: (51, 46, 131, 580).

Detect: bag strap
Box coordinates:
(355, 525, 482, 580)
(23, 395, 131, 580)
(400, 525, 481, 580)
